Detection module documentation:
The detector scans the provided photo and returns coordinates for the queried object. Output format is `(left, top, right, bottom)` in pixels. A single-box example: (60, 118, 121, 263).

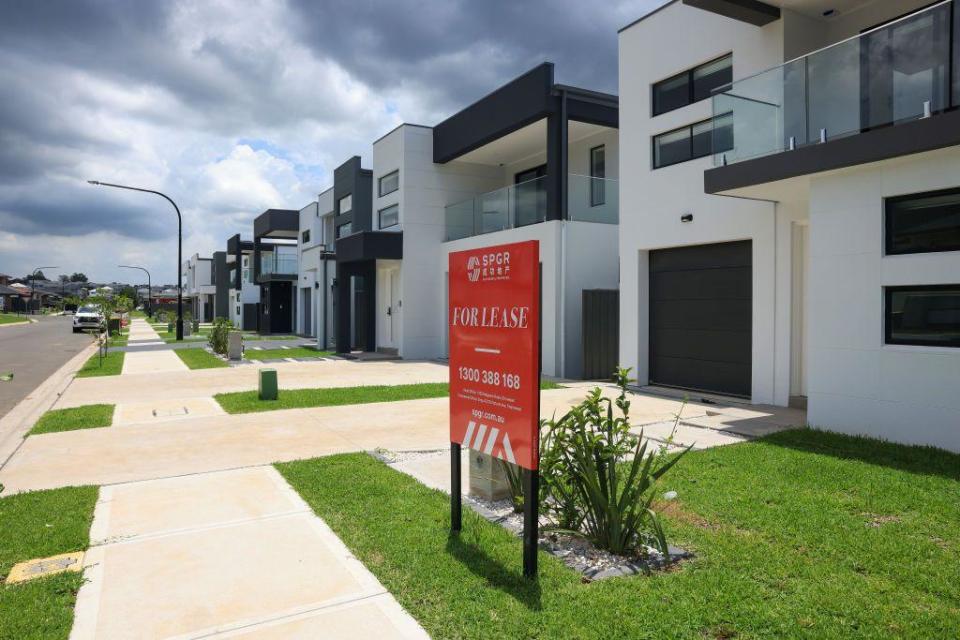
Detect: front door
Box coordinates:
(302, 287, 312, 337)
(378, 267, 401, 350)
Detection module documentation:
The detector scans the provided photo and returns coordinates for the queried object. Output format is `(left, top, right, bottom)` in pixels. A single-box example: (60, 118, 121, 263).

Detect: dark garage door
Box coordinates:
(649, 240, 751, 397)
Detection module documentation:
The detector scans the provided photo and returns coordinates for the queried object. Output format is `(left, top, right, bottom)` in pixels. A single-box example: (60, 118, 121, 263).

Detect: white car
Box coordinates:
(72, 305, 105, 333)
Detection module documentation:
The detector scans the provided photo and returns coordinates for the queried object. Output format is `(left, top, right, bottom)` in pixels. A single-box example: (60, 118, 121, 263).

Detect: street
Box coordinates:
(0, 315, 93, 420)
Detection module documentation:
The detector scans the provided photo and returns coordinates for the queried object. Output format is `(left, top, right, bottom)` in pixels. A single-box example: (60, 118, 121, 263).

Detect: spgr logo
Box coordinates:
(467, 256, 481, 282)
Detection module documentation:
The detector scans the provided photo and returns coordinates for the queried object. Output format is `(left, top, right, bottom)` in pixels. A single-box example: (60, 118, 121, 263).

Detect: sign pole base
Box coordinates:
(450, 442, 462, 533)
(522, 467, 539, 579)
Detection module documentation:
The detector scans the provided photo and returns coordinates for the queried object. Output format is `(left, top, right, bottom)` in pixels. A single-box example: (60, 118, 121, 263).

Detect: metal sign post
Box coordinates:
(448, 240, 541, 578)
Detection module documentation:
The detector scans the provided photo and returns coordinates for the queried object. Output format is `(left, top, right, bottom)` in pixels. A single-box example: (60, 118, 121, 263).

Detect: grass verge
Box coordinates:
(75, 351, 124, 377)
(29, 404, 114, 436)
(0, 314, 28, 325)
(277, 430, 960, 639)
(216, 380, 561, 414)
(243, 346, 333, 361)
(0, 486, 98, 640)
(174, 348, 228, 369)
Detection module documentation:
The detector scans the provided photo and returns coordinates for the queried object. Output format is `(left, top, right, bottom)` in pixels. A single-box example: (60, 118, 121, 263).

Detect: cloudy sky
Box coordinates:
(0, 0, 662, 285)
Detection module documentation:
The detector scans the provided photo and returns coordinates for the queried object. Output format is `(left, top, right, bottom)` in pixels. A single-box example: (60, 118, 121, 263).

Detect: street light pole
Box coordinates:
(88, 181, 183, 340)
(118, 265, 152, 317)
(30, 266, 58, 315)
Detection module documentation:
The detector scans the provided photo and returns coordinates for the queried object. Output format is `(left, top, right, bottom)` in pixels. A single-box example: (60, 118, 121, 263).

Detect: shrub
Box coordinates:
(538, 368, 690, 555)
(208, 317, 233, 355)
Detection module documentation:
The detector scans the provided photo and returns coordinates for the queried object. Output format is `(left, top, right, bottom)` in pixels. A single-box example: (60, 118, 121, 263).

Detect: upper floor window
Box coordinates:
(590, 145, 605, 207)
(885, 187, 960, 255)
(379, 170, 399, 197)
(652, 54, 732, 117)
(336, 222, 352, 239)
(339, 194, 352, 214)
(652, 113, 732, 169)
(302, 229, 311, 244)
(885, 285, 960, 348)
(379, 204, 399, 230)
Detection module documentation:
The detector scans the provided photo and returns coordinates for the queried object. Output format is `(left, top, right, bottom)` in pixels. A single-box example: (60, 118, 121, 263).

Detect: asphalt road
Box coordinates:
(0, 315, 93, 420)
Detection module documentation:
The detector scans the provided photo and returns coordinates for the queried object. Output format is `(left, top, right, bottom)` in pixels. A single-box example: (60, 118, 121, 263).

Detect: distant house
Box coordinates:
(0, 284, 21, 312)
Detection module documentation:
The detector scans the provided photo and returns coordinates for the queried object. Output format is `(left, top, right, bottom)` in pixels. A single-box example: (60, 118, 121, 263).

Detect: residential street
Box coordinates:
(0, 315, 92, 420)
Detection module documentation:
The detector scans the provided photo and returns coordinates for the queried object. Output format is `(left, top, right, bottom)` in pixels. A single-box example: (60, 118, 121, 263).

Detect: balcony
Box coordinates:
(444, 174, 618, 241)
(258, 254, 297, 281)
(711, 1, 959, 168)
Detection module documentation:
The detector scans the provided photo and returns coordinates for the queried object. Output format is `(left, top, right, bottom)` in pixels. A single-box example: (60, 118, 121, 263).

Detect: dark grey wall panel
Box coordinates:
(649, 240, 752, 397)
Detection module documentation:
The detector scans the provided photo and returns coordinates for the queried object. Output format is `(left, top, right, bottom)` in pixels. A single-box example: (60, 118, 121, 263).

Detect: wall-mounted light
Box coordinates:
(681, 213, 693, 223)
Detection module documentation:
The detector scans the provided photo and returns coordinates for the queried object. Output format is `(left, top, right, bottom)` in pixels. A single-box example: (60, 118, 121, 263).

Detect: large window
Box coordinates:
(379, 204, 399, 229)
(338, 194, 352, 214)
(379, 170, 399, 197)
(336, 222, 352, 239)
(652, 54, 732, 116)
(653, 113, 732, 169)
(590, 145, 605, 207)
(885, 187, 960, 255)
(885, 285, 960, 347)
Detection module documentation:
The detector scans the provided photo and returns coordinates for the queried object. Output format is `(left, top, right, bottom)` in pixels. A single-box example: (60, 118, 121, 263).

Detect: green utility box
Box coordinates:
(108, 317, 121, 336)
(258, 368, 278, 401)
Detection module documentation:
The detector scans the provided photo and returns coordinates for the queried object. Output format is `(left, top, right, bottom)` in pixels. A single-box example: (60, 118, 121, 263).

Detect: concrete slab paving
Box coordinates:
(1, 386, 802, 493)
(113, 397, 225, 426)
(72, 467, 428, 640)
(120, 349, 187, 375)
(58, 359, 450, 408)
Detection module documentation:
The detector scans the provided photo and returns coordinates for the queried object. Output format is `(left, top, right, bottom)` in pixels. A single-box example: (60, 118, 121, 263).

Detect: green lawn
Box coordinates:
(174, 348, 228, 369)
(75, 351, 124, 377)
(0, 313, 28, 325)
(0, 486, 98, 640)
(29, 404, 114, 436)
(216, 380, 561, 414)
(243, 346, 333, 361)
(277, 430, 960, 639)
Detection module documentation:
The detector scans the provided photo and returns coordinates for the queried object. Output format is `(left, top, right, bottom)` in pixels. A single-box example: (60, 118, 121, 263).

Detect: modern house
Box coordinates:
(322, 63, 620, 376)
(618, 0, 960, 451)
(181, 254, 215, 322)
(226, 234, 259, 330)
(253, 209, 299, 335)
(296, 194, 336, 347)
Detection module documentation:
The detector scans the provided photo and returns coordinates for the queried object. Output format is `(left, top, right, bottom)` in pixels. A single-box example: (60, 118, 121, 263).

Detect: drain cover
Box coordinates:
(151, 407, 190, 418)
(6, 551, 84, 584)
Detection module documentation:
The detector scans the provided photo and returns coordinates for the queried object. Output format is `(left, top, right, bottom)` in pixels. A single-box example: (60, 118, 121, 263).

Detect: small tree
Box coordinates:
(207, 317, 233, 355)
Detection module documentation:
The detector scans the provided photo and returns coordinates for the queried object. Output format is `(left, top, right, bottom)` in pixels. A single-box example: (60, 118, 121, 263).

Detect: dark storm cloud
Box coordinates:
(286, 0, 628, 118)
(0, 183, 170, 239)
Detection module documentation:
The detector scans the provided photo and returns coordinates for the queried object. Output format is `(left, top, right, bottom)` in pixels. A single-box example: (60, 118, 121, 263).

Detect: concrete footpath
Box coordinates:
(120, 319, 188, 374)
(72, 466, 427, 639)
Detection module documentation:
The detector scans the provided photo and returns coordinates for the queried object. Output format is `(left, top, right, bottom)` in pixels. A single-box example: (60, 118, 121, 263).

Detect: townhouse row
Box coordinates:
(187, 0, 960, 452)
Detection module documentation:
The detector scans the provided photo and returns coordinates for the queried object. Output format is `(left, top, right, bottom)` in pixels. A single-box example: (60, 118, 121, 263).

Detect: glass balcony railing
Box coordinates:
(259, 254, 298, 276)
(712, 0, 959, 166)
(568, 174, 618, 224)
(445, 174, 618, 241)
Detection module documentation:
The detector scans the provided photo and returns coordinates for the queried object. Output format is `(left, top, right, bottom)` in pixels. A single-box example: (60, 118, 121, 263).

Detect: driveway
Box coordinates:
(0, 315, 92, 420)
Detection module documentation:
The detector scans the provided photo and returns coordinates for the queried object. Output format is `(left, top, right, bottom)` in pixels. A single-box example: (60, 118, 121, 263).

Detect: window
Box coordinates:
(653, 113, 732, 169)
(652, 54, 732, 116)
(590, 145, 605, 207)
(885, 285, 960, 347)
(336, 222, 352, 239)
(302, 229, 311, 244)
(338, 194, 352, 214)
(379, 204, 399, 229)
(379, 170, 399, 197)
(885, 187, 960, 255)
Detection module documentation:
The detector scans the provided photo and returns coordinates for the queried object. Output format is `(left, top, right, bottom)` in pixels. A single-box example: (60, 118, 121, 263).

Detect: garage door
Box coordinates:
(649, 240, 751, 397)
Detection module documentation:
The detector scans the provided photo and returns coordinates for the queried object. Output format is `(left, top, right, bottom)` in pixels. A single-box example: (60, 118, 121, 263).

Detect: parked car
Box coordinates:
(72, 305, 105, 333)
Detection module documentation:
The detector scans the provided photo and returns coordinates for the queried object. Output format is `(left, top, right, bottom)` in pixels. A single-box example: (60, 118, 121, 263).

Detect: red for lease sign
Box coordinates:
(448, 240, 540, 471)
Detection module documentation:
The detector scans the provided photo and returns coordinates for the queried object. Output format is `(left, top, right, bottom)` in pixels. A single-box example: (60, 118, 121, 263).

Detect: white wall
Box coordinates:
(619, 1, 797, 404)
(373, 125, 502, 360)
(806, 147, 960, 452)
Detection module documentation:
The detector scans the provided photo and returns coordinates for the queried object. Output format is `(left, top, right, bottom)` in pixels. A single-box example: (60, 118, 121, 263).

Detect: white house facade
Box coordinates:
(619, 0, 960, 451)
